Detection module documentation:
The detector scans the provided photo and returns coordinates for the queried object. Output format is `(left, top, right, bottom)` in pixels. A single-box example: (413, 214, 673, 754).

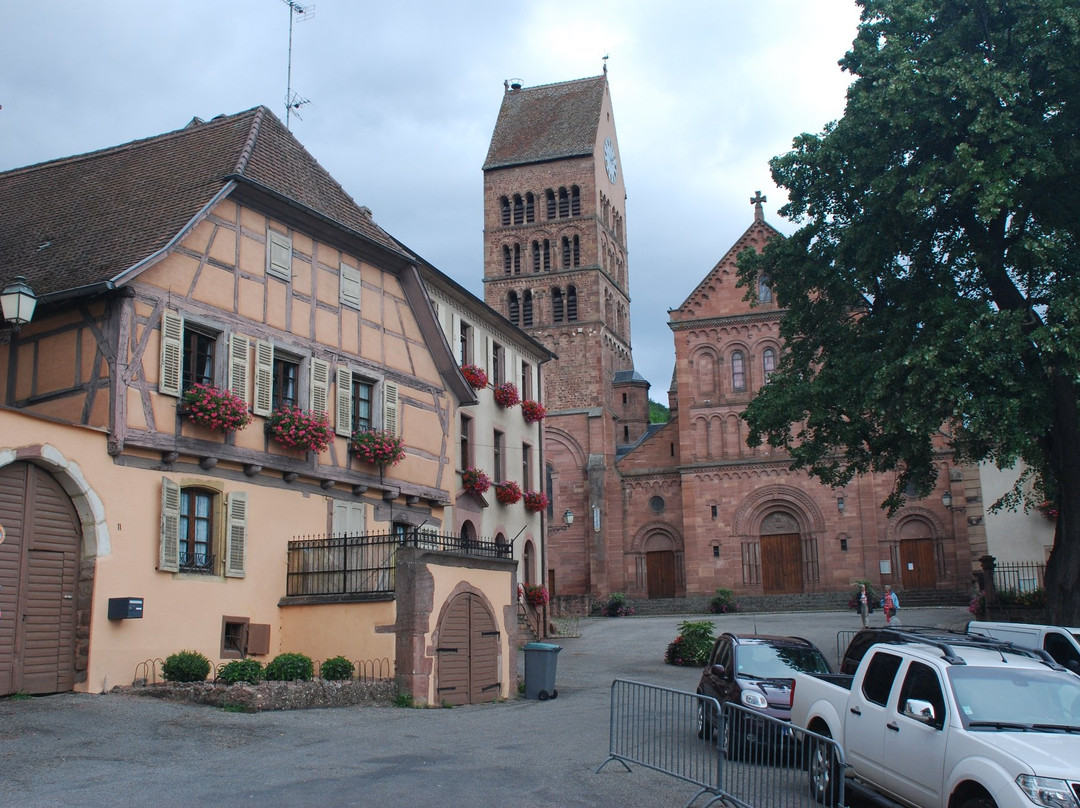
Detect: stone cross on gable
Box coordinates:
(751, 191, 767, 222)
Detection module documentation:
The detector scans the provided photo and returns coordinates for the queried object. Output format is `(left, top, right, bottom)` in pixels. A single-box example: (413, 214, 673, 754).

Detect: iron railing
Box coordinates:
(286, 530, 512, 597)
(994, 561, 1045, 594)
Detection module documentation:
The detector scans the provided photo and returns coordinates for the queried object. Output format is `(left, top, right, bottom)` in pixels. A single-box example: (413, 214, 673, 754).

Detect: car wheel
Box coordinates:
(807, 728, 839, 804)
(696, 699, 714, 740)
(959, 798, 996, 808)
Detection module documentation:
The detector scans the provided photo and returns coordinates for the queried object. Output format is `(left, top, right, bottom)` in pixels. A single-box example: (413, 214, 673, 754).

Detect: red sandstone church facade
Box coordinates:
(481, 73, 981, 606)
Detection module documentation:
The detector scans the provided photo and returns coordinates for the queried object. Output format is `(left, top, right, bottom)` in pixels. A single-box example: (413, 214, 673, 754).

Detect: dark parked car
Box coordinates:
(696, 633, 832, 759)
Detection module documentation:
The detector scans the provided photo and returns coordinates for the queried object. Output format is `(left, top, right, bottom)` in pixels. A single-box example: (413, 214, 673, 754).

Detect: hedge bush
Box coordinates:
(162, 650, 211, 683)
(218, 658, 264, 685)
(264, 652, 314, 681)
(320, 656, 354, 681)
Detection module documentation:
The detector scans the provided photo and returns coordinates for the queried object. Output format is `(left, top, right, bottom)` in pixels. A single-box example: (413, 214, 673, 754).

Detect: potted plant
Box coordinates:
(522, 583, 549, 608)
(461, 467, 492, 495)
(350, 428, 405, 468)
(180, 383, 252, 433)
(494, 480, 522, 505)
(460, 363, 488, 390)
(521, 399, 546, 424)
(493, 381, 520, 408)
(523, 490, 549, 513)
(265, 405, 334, 453)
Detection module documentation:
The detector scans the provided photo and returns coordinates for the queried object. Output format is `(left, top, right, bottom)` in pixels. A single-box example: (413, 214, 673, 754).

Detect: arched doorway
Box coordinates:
(435, 592, 500, 705)
(760, 510, 804, 594)
(898, 517, 938, 589)
(523, 539, 535, 584)
(0, 462, 82, 695)
(644, 533, 677, 598)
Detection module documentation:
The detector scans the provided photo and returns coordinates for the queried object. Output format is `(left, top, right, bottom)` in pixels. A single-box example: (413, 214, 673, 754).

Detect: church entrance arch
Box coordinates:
(0, 462, 82, 695)
(643, 533, 677, 599)
(897, 517, 937, 589)
(759, 510, 803, 594)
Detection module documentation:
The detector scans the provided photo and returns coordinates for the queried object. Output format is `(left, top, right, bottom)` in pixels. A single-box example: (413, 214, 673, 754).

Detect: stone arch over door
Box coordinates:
(893, 511, 941, 589)
(434, 589, 501, 706)
(0, 462, 82, 695)
(630, 522, 684, 599)
(733, 485, 824, 596)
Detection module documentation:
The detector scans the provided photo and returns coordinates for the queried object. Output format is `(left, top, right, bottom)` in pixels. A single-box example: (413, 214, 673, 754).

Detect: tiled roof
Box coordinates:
(482, 76, 607, 171)
(0, 106, 403, 301)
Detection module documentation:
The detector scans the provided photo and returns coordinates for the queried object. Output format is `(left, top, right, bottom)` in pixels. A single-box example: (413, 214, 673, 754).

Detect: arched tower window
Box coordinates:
(523, 290, 534, 327)
(542, 239, 551, 271)
(508, 291, 520, 326)
(763, 348, 776, 382)
(513, 243, 521, 275)
(531, 240, 540, 272)
(558, 187, 570, 218)
(552, 287, 564, 324)
(567, 285, 578, 321)
(513, 194, 524, 225)
(525, 192, 535, 223)
(571, 185, 581, 216)
(572, 235, 580, 267)
(758, 275, 772, 303)
(561, 237, 571, 268)
(502, 245, 512, 275)
(731, 351, 746, 391)
(545, 189, 556, 219)
(500, 196, 511, 227)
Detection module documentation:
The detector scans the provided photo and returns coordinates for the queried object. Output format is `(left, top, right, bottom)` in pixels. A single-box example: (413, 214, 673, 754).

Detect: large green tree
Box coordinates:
(737, 0, 1080, 623)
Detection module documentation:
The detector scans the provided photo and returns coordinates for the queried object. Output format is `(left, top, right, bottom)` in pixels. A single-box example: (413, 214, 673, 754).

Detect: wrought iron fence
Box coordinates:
(994, 561, 1045, 594)
(286, 530, 512, 597)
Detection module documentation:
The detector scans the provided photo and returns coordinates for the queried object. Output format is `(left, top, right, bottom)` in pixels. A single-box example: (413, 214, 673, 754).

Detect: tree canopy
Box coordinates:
(736, 0, 1080, 622)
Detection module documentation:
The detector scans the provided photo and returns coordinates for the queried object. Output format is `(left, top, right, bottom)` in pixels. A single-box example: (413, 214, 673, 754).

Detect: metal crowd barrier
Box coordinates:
(597, 679, 846, 808)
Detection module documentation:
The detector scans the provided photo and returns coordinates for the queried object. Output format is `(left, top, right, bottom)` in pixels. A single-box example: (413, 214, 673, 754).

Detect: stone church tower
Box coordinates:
(481, 73, 649, 600)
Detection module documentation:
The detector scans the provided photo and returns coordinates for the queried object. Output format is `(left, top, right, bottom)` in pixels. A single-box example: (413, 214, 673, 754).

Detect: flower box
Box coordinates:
(523, 584, 549, 608)
(461, 364, 488, 390)
(350, 429, 405, 468)
(520, 400, 546, 424)
(265, 406, 334, 454)
(494, 480, 522, 505)
(461, 467, 491, 495)
(522, 490, 549, 513)
(180, 383, 252, 433)
(493, 382, 520, 408)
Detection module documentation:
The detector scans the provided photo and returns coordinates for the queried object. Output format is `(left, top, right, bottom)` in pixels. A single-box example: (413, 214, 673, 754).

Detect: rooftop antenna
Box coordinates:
(281, 0, 314, 128)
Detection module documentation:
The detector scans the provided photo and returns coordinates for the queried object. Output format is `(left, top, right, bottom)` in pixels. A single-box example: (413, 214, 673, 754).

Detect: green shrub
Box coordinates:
(218, 658, 264, 685)
(665, 620, 715, 667)
(263, 652, 314, 681)
(597, 592, 635, 617)
(320, 656, 354, 681)
(708, 587, 740, 614)
(162, 650, 211, 683)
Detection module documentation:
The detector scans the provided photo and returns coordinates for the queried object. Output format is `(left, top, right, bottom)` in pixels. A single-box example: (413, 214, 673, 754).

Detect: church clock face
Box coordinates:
(604, 137, 617, 183)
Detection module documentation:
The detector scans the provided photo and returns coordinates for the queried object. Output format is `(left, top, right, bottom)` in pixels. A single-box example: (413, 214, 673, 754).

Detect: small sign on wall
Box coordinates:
(879, 560, 892, 575)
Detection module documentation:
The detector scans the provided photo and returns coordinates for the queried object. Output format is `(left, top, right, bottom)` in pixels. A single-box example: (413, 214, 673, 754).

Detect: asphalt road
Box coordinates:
(0, 606, 971, 808)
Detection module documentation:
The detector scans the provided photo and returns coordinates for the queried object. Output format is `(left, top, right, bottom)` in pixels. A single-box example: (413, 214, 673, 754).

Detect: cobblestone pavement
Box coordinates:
(0, 606, 970, 808)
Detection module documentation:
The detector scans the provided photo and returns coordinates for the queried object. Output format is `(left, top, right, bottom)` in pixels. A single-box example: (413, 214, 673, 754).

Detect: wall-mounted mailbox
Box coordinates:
(108, 597, 144, 620)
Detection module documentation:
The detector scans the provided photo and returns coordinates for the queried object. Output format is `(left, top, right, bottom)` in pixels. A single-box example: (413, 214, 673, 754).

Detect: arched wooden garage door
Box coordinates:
(435, 592, 500, 706)
(0, 462, 81, 695)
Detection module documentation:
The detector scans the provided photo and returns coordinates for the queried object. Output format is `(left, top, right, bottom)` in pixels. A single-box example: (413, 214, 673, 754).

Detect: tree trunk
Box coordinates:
(1044, 373, 1080, 626)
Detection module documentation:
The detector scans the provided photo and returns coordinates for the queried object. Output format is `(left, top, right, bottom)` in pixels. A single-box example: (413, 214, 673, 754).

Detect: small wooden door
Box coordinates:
(900, 538, 936, 590)
(435, 593, 500, 706)
(646, 551, 676, 598)
(0, 462, 81, 696)
(761, 533, 803, 594)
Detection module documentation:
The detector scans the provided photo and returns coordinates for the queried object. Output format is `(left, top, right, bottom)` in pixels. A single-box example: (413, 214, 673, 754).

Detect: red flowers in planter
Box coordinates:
(521, 400, 546, 424)
(493, 382, 520, 408)
(181, 383, 252, 433)
(494, 480, 523, 505)
(461, 467, 492, 495)
(523, 490, 549, 513)
(350, 429, 405, 468)
(523, 583, 549, 608)
(461, 364, 488, 390)
(265, 406, 334, 454)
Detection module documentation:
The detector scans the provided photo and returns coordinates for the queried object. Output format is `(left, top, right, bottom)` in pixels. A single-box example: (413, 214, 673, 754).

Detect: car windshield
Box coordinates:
(735, 644, 830, 679)
(948, 666, 1080, 730)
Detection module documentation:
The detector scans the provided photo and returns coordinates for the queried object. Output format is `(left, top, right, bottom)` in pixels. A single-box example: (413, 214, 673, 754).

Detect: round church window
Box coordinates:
(649, 495, 665, 513)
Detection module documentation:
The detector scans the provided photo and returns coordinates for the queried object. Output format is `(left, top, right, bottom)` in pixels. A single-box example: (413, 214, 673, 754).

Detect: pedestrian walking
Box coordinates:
(858, 583, 870, 627)
(883, 585, 900, 625)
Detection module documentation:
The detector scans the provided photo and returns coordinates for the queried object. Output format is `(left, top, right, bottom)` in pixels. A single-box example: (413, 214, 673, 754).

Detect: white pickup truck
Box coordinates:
(790, 631, 1080, 808)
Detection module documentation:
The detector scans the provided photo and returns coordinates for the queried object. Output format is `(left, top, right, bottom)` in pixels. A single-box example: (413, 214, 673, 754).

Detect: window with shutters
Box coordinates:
(566, 285, 578, 321)
(552, 287, 564, 324)
(524, 192, 535, 223)
(182, 327, 217, 391)
(500, 196, 511, 227)
(334, 367, 376, 438)
(382, 381, 400, 436)
(508, 292, 520, 326)
(520, 360, 532, 399)
(159, 479, 245, 578)
(545, 189, 556, 219)
(459, 321, 473, 364)
(267, 229, 293, 280)
(460, 413, 473, 470)
(503, 245, 512, 275)
(490, 341, 505, 385)
(512, 194, 524, 225)
(521, 442, 531, 489)
(272, 354, 300, 410)
(493, 430, 504, 482)
(570, 185, 581, 216)
(522, 291, 533, 327)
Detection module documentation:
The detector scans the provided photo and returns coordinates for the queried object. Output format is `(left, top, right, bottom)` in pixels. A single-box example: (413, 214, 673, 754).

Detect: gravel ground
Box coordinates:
(0, 606, 971, 808)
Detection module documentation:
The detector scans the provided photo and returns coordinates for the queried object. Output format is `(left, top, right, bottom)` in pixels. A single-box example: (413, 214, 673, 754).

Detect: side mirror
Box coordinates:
(903, 698, 936, 725)
(711, 664, 726, 678)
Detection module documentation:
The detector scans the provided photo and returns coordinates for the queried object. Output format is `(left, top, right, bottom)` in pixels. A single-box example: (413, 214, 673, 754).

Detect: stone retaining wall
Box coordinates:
(121, 679, 398, 711)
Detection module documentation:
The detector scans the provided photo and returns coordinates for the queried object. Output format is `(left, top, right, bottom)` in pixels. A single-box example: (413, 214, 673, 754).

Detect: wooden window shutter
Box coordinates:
(159, 310, 183, 397)
(228, 334, 250, 404)
(159, 478, 181, 572)
(252, 340, 274, 416)
(383, 381, 399, 436)
(224, 491, 247, 578)
(246, 623, 271, 656)
(310, 357, 330, 418)
(268, 229, 292, 280)
(335, 367, 353, 437)
(485, 335, 494, 377)
(340, 263, 361, 309)
(452, 314, 462, 363)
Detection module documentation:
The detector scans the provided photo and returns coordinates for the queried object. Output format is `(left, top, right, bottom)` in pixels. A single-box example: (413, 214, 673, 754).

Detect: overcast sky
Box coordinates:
(1, 0, 862, 400)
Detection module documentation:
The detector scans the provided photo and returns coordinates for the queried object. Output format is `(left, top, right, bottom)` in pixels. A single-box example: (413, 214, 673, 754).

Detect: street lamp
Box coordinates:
(548, 508, 574, 534)
(942, 491, 965, 512)
(1, 276, 37, 329)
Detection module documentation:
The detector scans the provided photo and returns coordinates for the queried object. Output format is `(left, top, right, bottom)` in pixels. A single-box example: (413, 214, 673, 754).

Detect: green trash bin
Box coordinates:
(523, 642, 562, 700)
